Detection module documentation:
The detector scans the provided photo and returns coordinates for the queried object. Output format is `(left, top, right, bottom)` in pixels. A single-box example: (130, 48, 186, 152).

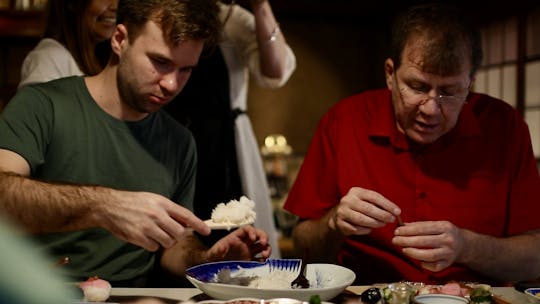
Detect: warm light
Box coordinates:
(261, 134, 292, 156)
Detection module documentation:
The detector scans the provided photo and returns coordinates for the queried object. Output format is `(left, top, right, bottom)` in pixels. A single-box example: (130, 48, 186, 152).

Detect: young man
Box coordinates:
(0, 0, 270, 286)
(284, 3, 540, 285)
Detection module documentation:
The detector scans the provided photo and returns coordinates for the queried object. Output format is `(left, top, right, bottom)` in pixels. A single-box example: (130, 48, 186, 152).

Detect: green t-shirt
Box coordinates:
(0, 76, 197, 284)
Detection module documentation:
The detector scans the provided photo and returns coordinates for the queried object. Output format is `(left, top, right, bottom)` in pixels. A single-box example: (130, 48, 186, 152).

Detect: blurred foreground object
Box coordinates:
(0, 217, 75, 304)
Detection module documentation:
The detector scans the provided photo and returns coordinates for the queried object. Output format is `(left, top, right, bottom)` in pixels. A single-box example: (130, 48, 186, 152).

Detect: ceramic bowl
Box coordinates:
(185, 259, 355, 301)
(414, 294, 469, 304)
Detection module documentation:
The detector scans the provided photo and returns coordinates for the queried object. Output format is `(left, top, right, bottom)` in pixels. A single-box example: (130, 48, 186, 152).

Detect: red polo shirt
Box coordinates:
(284, 89, 540, 284)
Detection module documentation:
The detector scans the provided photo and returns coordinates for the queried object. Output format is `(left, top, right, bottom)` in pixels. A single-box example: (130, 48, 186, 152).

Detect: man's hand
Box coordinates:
(328, 187, 402, 236)
(95, 190, 210, 252)
(205, 225, 271, 262)
(392, 221, 465, 272)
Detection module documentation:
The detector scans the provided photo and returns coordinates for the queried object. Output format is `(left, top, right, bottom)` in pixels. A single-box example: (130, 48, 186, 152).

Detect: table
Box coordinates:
(109, 286, 540, 304)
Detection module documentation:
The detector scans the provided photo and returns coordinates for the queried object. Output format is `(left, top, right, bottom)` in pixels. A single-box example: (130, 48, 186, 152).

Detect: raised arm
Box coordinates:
(0, 149, 210, 252)
(250, 0, 290, 78)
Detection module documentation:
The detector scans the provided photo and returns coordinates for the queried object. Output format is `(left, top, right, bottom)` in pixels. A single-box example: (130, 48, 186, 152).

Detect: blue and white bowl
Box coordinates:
(185, 259, 355, 301)
(186, 259, 301, 283)
(525, 287, 540, 300)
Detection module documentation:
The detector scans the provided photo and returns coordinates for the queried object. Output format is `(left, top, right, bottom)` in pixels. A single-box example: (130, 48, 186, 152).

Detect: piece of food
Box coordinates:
(440, 282, 463, 296)
(470, 286, 492, 304)
(309, 294, 321, 304)
(210, 196, 256, 229)
(381, 286, 392, 303)
(360, 287, 382, 304)
(79, 276, 111, 302)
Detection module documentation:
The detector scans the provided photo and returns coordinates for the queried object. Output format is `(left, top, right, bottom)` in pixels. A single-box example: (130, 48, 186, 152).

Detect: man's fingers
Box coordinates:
(421, 260, 451, 272)
(344, 187, 401, 227)
(167, 204, 210, 236)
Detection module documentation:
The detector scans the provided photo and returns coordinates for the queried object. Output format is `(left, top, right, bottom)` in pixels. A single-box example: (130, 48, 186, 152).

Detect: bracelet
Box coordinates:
(266, 23, 280, 44)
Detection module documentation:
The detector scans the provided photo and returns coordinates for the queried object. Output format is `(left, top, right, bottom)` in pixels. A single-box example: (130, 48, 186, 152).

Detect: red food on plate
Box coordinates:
(79, 276, 111, 302)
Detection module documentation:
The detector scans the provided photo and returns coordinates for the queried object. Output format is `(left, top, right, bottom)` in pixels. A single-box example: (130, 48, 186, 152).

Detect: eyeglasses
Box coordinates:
(395, 75, 469, 110)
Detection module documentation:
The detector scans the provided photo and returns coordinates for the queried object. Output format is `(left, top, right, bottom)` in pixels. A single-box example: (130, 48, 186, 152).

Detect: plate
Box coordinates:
(525, 287, 540, 300)
(185, 259, 355, 301)
(196, 297, 333, 304)
(204, 219, 254, 230)
(414, 294, 469, 304)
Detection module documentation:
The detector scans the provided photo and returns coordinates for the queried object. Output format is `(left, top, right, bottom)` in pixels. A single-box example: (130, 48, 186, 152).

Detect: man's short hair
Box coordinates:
(117, 0, 221, 48)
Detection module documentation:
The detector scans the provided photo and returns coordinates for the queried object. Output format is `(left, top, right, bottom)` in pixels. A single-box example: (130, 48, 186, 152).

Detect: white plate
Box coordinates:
(204, 219, 254, 230)
(414, 294, 469, 304)
(185, 260, 355, 301)
(196, 297, 333, 304)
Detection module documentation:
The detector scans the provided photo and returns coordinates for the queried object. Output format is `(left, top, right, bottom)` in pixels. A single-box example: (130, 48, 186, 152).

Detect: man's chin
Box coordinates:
(407, 130, 441, 145)
(141, 102, 165, 113)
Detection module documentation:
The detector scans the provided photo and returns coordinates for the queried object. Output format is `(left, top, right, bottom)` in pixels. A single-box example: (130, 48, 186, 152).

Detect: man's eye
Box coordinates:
(409, 86, 428, 94)
(179, 67, 193, 73)
(407, 82, 428, 93)
(440, 90, 460, 97)
(151, 57, 169, 66)
(155, 60, 167, 65)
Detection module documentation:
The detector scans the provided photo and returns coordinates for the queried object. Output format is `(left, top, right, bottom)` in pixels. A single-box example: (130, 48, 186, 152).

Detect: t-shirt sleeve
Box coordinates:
(0, 86, 53, 173)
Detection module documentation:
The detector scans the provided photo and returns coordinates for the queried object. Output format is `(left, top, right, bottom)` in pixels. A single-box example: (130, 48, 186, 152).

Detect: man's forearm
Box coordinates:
(0, 171, 107, 233)
(292, 214, 345, 263)
(459, 229, 540, 282)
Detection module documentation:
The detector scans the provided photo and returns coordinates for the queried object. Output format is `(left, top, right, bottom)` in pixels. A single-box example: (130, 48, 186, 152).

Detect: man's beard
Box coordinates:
(116, 65, 150, 114)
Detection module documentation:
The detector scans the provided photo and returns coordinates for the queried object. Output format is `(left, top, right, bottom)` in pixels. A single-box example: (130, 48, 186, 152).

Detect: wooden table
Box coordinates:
(109, 286, 539, 304)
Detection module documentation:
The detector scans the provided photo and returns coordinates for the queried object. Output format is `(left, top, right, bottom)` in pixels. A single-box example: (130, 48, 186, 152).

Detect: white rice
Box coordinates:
(247, 269, 297, 289)
(211, 196, 256, 225)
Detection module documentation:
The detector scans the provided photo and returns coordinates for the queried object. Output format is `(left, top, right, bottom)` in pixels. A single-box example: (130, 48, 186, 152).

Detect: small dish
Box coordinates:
(524, 287, 540, 300)
(414, 294, 469, 304)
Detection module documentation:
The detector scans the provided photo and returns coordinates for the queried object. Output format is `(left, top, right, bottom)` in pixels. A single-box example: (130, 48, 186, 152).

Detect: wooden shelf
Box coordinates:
(0, 9, 45, 40)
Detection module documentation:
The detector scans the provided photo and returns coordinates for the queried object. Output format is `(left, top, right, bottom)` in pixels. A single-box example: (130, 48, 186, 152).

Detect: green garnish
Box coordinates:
(470, 287, 492, 303)
(309, 294, 321, 304)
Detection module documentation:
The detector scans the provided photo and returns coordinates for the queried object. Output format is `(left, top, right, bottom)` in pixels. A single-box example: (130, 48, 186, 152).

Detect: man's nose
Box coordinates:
(419, 94, 442, 114)
(160, 73, 180, 93)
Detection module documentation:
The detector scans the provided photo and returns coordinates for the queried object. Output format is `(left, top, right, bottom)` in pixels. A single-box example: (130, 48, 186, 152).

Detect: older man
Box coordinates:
(284, 3, 540, 285)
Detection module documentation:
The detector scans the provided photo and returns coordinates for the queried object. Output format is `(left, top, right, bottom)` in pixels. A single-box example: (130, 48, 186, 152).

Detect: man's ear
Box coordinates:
(469, 74, 476, 87)
(385, 58, 395, 90)
(111, 24, 129, 55)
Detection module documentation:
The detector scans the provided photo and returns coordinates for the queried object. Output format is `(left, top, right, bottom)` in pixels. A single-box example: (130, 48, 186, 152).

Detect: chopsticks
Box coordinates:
(396, 214, 404, 227)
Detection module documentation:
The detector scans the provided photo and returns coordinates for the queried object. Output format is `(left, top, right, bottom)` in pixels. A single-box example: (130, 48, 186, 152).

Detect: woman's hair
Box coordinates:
(43, 0, 111, 75)
(390, 3, 483, 77)
(116, 0, 222, 49)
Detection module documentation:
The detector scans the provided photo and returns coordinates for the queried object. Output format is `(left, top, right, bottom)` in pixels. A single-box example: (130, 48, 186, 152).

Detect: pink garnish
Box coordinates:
(440, 282, 463, 296)
(79, 276, 111, 302)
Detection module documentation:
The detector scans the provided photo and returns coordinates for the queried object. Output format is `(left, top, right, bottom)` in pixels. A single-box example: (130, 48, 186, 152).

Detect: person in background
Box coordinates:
(284, 3, 540, 285)
(18, 0, 117, 88)
(0, 0, 270, 287)
(165, 0, 296, 258)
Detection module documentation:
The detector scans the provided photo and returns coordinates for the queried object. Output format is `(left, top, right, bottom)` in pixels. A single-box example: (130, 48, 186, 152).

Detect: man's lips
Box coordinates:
(149, 95, 170, 105)
(415, 120, 439, 132)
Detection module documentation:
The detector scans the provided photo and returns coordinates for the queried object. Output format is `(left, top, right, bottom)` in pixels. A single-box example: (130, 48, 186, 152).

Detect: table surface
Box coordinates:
(109, 286, 540, 304)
